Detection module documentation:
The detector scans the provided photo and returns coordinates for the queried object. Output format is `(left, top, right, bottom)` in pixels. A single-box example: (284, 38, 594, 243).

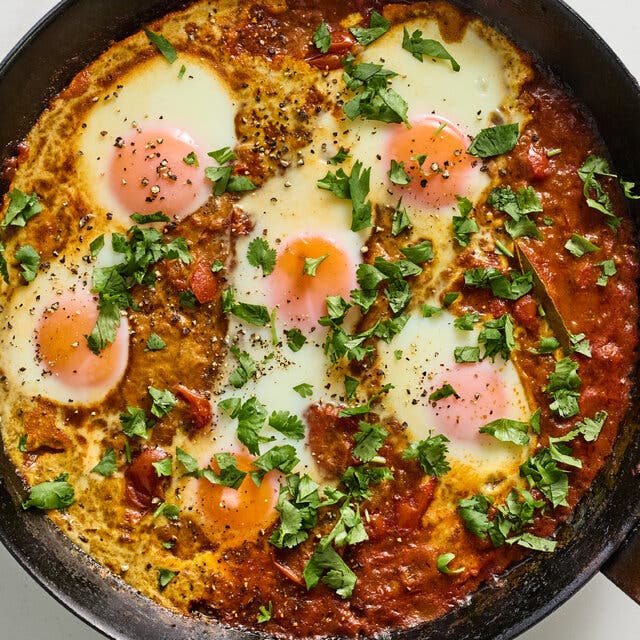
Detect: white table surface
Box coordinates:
(1, 1, 639, 639)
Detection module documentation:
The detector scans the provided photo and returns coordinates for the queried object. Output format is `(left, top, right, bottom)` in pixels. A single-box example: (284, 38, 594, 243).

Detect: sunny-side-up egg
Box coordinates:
(376, 311, 534, 487)
(77, 54, 237, 224)
(329, 16, 529, 294)
(0, 259, 129, 406)
(180, 130, 369, 544)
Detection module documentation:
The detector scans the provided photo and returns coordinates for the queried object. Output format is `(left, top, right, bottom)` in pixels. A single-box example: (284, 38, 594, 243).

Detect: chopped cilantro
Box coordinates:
(401, 28, 460, 71)
(478, 313, 515, 361)
(318, 160, 373, 231)
(350, 11, 390, 46)
(284, 328, 306, 352)
(179, 290, 198, 308)
(429, 383, 459, 401)
(120, 406, 152, 439)
(437, 553, 465, 575)
(17, 434, 27, 453)
(487, 186, 543, 240)
(15, 245, 40, 282)
(312, 21, 331, 53)
(443, 291, 459, 307)
(545, 357, 581, 419)
(303, 254, 329, 276)
(153, 502, 179, 520)
(183, 151, 199, 167)
(257, 602, 273, 624)
(520, 449, 569, 507)
(467, 123, 520, 158)
(250, 445, 299, 485)
(229, 346, 257, 389)
(453, 312, 479, 331)
(247, 237, 277, 276)
(403, 434, 450, 476)
(222, 288, 270, 326)
(596, 259, 616, 286)
(144, 28, 178, 64)
(220, 396, 268, 455)
(22, 478, 75, 510)
(464, 267, 533, 300)
(352, 421, 388, 463)
(91, 448, 117, 477)
(341, 54, 408, 125)
(344, 376, 359, 400)
(328, 147, 351, 165)
(1, 189, 42, 228)
(293, 383, 313, 398)
(148, 387, 177, 418)
(145, 333, 166, 352)
(205, 148, 256, 195)
(454, 346, 480, 363)
(388, 159, 412, 185)
(480, 418, 530, 446)
(391, 199, 412, 236)
(577, 155, 620, 228)
(157, 568, 178, 591)
(211, 259, 224, 273)
(269, 410, 305, 439)
(452, 195, 478, 247)
(90, 234, 105, 257)
(152, 457, 173, 477)
(400, 240, 434, 263)
(564, 234, 600, 257)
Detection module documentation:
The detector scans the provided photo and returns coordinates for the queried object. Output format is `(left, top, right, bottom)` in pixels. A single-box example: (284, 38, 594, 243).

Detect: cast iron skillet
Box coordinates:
(0, 1, 638, 638)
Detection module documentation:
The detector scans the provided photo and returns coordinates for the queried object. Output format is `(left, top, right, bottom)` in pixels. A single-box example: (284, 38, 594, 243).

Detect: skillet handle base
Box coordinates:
(601, 522, 640, 604)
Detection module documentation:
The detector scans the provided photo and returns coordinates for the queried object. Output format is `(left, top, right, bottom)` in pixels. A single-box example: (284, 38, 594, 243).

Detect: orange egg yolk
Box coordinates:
(109, 126, 208, 221)
(195, 453, 279, 542)
(36, 291, 129, 392)
(427, 361, 515, 442)
(386, 115, 475, 209)
(269, 234, 357, 328)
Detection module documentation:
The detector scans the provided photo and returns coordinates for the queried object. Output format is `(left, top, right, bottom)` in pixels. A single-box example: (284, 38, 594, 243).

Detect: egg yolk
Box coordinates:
(109, 126, 208, 221)
(194, 453, 279, 542)
(427, 360, 518, 442)
(269, 234, 357, 327)
(36, 291, 129, 393)
(386, 115, 475, 209)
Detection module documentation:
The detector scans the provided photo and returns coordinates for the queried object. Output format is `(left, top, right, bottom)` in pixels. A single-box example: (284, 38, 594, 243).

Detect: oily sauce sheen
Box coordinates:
(0, 1, 637, 638)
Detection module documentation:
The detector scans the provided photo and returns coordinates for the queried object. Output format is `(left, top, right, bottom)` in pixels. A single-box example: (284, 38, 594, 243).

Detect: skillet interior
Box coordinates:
(0, 1, 638, 639)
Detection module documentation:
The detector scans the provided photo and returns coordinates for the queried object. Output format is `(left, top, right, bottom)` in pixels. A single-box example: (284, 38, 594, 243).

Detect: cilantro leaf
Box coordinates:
(120, 406, 152, 439)
(152, 457, 173, 477)
(2, 189, 42, 227)
(148, 387, 177, 418)
(201, 452, 246, 489)
(452, 196, 478, 247)
(545, 357, 581, 419)
(429, 384, 459, 401)
(229, 346, 257, 389)
(269, 410, 305, 439)
(221, 396, 268, 455)
(467, 123, 520, 158)
(344, 376, 359, 400)
(576, 410, 607, 442)
(437, 553, 465, 575)
(222, 288, 271, 326)
(352, 421, 388, 462)
(564, 234, 600, 257)
(340, 464, 393, 501)
(0, 242, 8, 284)
(400, 240, 434, 263)
(478, 313, 515, 362)
(145, 333, 166, 352)
(157, 568, 178, 591)
(577, 155, 620, 228)
(454, 346, 480, 363)
(284, 328, 306, 352)
(257, 602, 273, 624)
(129, 212, 171, 224)
(250, 445, 299, 485)
(520, 449, 569, 507)
(22, 479, 75, 510)
(312, 21, 331, 53)
(391, 199, 412, 236)
(176, 447, 200, 475)
(350, 11, 390, 46)
(91, 448, 117, 476)
(403, 434, 450, 476)
(15, 245, 40, 282)
(388, 159, 412, 185)
(596, 259, 616, 286)
(328, 147, 350, 165)
(401, 28, 460, 71)
(480, 418, 530, 446)
(293, 383, 313, 398)
(487, 186, 543, 240)
(153, 502, 179, 520)
(303, 539, 357, 598)
(303, 254, 329, 276)
(247, 237, 277, 276)
(144, 28, 178, 64)
(453, 312, 479, 331)
(464, 267, 533, 300)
